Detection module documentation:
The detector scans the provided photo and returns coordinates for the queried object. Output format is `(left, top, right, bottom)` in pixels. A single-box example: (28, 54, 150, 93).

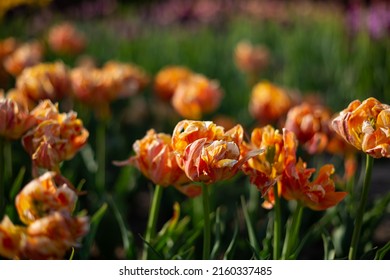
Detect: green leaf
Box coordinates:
(9, 167, 25, 201)
(241, 196, 260, 253)
(80, 144, 98, 173)
(210, 207, 222, 260)
(107, 195, 135, 259)
(79, 203, 108, 259)
(375, 241, 390, 260)
(321, 230, 336, 260)
(223, 220, 238, 260)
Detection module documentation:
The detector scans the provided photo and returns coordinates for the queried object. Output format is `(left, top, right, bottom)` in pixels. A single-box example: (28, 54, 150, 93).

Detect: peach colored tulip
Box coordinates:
(234, 40, 270, 74)
(3, 41, 43, 76)
(0, 94, 36, 140)
(0, 216, 26, 259)
(331, 97, 390, 158)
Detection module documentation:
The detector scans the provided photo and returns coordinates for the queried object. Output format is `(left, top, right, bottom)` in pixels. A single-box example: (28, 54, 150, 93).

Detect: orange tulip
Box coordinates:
(0, 216, 26, 259)
(241, 126, 297, 204)
(22, 211, 89, 260)
(3, 41, 43, 76)
(22, 100, 89, 173)
(234, 40, 270, 74)
(284, 102, 332, 154)
(0, 93, 36, 140)
(172, 120, 253, 184)
(280, 159, 347, 211)
(48, 22, 86, 55)
(0, 37, 18, 59)
(114, 129, 199, 196)
(331, 97, 390, 158)
(171, 74, 223, 120)
(16, 61, 71, 103)
(154, 66, 193, 100)
(15, 172, 77, 225)
(249, 81, 292, 125)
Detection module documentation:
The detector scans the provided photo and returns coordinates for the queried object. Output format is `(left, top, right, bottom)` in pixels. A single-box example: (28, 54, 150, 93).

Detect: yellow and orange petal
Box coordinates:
(241, 126, 298, 201)
(331, 97, 390, 158)
(15, 172, 77, 225)
(0, 216, 26, 259)
(281, 160, 347, 211)
(0, 37, 18, 59)
(154, 66, 193, 101)
(3, 41, 44, 76)
(171, 74, 223, 120)
(249, 81, 292, 125)
(16, 61, 71, 103)
(234, 40, 270, 74)
(47, 22, 86, 56)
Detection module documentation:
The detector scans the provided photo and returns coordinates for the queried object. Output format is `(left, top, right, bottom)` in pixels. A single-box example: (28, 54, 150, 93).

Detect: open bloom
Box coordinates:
(47, 22, 86, 55)
(249, 81, 293, 125)
(240, 126, 297, 203)
(171, 74, 223, 120)
(3, 41, 43, 76)
(154, 66, 193, 100)
(22, 211, 89, 260)
(16, 61, 71, 104)
(280, 159, 347, 211)
(22, 100, 89, 173)
(15, 172, 77, 225)
(284, 102, 332, 154)
(331, 97, 390, 158)
(0, 216, 26, 259)
(0, 93, 36, 140)
(172, 120, 254, 184)
(114, 129, 199, 197)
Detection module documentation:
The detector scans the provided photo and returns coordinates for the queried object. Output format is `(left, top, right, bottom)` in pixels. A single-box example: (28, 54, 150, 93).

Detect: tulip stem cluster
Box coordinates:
(202, 183, 211, 260)
(349, 154, 374, 260)
(142, 184, 164, 260)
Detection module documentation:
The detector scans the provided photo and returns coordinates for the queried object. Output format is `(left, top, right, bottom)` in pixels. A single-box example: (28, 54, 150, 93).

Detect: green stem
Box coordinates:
(142, 184, 163, 260)
(348, 154, 374, 260)
(282, 203, 304, 259)
(96, 122, 106, 194)
(273, 183, 282, 260)
(202, 183, 211, 260)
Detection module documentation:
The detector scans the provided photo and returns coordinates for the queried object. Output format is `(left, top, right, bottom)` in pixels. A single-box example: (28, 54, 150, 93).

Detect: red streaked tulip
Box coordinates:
(15, 172, 77, 225)
(281, 160, 347, 211)
(47, 22, 86, 55)
(0, 216, 26, 259)
(3, 41, 43, 76)
(154, 66, 193, 101)
(234, 40, 270, 74)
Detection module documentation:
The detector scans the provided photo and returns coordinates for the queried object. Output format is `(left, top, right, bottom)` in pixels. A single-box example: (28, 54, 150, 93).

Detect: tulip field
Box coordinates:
(0, 0, 390, 260)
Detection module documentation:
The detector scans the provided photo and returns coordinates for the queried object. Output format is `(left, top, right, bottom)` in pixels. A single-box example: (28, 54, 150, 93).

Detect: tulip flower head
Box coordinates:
(3, 41, 43, 76)
(15, 172, 77, 225)
(0, 93, 36, 140)
(154, 66, 193, 101)
(0, 216, 26, 259)
(331, 97, 390, 158)
(171, 74, 223, 120)
(16, 61, 71, 103)
(234, 40, 270, 74)
(172, 120, 255, 184)
(47, 22, 86, 56)
(240, 126, 297, 204)
(249, 81, 292, 125)
(22, 100, 89, 173)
